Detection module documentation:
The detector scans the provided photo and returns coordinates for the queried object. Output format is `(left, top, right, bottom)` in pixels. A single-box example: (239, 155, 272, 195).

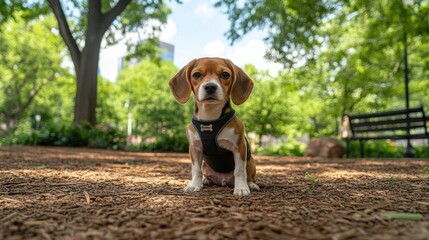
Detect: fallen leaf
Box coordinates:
(381, 212, 423, 221)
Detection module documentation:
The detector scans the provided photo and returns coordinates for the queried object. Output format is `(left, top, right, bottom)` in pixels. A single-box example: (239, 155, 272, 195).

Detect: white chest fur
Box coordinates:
(217, 127, 239, 152)
(187, 126, 238, 151)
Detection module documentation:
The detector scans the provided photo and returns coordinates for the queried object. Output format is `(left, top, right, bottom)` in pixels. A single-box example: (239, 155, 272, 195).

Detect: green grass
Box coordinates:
(304, 171, 320, 184)
(422, 166, 429, 177)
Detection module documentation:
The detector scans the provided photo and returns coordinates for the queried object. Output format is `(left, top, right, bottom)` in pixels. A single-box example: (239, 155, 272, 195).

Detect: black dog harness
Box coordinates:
(192, 109, 251, 173)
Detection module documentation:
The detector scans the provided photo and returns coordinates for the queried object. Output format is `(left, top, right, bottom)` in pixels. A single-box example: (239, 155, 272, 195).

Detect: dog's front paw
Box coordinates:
(233, 186, 251, 196)
(183, 183, 203, 192)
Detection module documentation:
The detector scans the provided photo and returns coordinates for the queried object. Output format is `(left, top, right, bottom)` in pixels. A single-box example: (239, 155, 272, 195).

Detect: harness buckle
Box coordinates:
(200, 124, 213, 132)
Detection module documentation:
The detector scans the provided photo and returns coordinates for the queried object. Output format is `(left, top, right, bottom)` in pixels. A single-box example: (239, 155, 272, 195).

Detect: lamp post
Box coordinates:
(403, 0, 415, 157)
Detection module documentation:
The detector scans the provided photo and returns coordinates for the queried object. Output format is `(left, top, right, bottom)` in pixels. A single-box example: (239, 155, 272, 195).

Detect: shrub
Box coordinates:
(1, 121, 190, 152)
(140, 134, 188, 152)
(257, 141, 306, 156)
(346, 140, 429, 158)
(1, 122, 126, 150)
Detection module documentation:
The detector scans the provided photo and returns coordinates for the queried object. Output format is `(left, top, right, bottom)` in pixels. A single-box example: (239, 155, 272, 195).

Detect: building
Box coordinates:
(159, 41, 174, 62)
(118, 40, 174, 72)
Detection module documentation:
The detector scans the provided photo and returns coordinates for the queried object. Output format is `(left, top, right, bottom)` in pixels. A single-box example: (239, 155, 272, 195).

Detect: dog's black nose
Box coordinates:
(204, 83, 217, 94)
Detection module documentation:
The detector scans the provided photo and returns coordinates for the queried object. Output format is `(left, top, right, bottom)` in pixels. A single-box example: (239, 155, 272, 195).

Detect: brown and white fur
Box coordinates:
(169, 57, 259, 196)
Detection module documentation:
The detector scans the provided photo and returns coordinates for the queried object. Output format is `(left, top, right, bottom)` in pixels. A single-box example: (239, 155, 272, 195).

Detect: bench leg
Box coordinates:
(427, 138, 429, 157)
(359, 140, 364, 158)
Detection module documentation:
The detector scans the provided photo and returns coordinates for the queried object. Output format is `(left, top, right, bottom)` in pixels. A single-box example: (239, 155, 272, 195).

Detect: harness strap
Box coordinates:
(192, 109, 251, 173)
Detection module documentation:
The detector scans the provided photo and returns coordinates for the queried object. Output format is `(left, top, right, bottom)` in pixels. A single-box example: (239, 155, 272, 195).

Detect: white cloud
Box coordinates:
(226, 39, 283, 75)
(194, 4, 215, 18)
(160, 18, 177, 42)
(99, 42, 127, 81)
(203, 40, 225, 56)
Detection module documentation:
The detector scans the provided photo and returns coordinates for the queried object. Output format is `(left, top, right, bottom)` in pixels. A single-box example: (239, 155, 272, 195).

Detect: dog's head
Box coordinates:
(169, 57, 253, 106)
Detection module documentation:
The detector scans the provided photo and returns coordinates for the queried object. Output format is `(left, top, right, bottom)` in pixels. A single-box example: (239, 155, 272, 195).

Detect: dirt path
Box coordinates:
(1, 146, 428, 239)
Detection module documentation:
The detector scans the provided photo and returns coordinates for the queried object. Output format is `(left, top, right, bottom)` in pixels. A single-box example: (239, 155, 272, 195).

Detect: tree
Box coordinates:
(216, 0, 429, 137)
(0, 1, 46, 25)
(216, 0, 429, 68)
(0, 14, 67, 133)
(117, 60, 192, 140)
(215, 0, 340, 67)
(307, 0, 429, 117)
(45, 0, 175, 125)
(26, 75, 75, 129)
(239, 65, 291, 147)
(97, 77, 125, 127)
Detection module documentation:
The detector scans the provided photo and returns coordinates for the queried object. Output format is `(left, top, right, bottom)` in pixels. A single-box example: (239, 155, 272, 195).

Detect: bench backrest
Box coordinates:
(346, 106, 429, 139)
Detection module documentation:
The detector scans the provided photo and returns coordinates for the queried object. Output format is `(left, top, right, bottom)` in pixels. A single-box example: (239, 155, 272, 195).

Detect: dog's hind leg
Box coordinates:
(248, 181, 260, 191)
(246, 156, 259, 191)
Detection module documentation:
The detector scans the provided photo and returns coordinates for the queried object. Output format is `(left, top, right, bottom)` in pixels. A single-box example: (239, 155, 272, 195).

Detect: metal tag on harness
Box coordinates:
(200, 124, 213, 132)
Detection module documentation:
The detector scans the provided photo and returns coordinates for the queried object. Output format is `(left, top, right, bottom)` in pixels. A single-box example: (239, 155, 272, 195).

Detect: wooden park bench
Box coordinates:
(344, 106, 429, 157)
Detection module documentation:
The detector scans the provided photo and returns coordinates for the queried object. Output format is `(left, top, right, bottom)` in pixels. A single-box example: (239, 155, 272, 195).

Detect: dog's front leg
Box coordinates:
(184, 147, 203, 192)
(233, 147, 251, 196)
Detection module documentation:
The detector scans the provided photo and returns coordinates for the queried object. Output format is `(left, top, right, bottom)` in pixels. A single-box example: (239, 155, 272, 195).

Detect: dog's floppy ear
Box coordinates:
(169, 59, 196, 104)
(230, 63, 254, 105)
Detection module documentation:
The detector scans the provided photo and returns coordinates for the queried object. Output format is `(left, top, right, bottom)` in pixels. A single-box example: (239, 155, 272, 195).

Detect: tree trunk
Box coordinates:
(6, 118, 16, 132)
(48, 0, 132, 125)
(73, 0, 104, 125)
(74, 38, 102, 125)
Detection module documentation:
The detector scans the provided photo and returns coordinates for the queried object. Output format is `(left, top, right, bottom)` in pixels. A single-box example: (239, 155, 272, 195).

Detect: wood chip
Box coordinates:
(1, 146, 428, 240)
(83, 191, 91, 204)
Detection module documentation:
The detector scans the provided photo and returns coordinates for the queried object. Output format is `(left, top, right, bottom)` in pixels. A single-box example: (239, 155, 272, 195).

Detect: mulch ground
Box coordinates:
(1, 146, 429, 240)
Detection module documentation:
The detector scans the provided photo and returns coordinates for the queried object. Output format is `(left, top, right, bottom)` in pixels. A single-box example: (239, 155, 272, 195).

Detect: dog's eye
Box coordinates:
(220, 72, 230, 79)
(192, 72, 202, 80)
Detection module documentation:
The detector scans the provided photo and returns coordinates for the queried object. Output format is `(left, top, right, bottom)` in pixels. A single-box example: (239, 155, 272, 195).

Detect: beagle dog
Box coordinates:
(169, 57, 259, 196)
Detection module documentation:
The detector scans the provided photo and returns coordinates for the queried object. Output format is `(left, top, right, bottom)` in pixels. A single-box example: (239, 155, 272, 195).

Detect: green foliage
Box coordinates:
(2, 3, 429, 156)
(422, 167, 429, 177)
(0, 13, 69, 133)
(140, 134, 188, 152)
(304, 172, 321, 185)
(49, 0, 175, 54)
(216, 0, 429, 142)
(257, 141, 305, 156)
(381, 212, 423, 221)
(216, 0, 429, 68)
(383, 177, 400, 181)
(0, 1, 47, 25)
(2, 122, 126, 150)
(215, 0, 338, 67)
(96, 77, 124, 126)
(1, 1, 179, 125)
(117, 60, 192, 147)
(239, 65, 291, 143)
(346, 141, 429, 158)
(24, 75, 76, 130)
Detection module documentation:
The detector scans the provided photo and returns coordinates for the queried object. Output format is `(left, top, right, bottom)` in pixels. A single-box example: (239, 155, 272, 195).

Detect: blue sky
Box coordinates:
(98, 0, 282, 81)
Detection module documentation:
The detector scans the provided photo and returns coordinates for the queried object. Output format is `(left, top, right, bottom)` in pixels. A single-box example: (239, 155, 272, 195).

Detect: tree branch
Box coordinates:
(101, 0, 132, 34)
(348, 91, 366, 114)
(47, 0, 81, 73)
(18, 71, 56, 119)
